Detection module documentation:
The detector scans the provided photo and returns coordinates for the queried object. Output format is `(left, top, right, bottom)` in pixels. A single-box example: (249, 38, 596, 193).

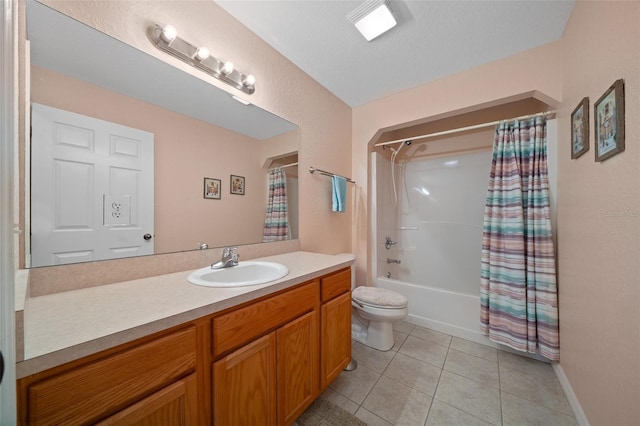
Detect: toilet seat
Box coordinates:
(352, 286, 408, 309)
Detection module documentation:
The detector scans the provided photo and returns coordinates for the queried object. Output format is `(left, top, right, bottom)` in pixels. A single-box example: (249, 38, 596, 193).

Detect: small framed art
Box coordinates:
(204, 177, 221, 199)
(571, 97, 589, 159)
(594, 79, 625, 162)
(230, 175, 245, 195)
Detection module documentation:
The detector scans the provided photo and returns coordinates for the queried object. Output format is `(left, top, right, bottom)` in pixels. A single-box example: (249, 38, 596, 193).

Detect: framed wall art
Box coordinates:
(204, 177, 221, 199)
(594, 79, 625, 162)
(230, 175, 245, 195)
(571, 97, 589, 159)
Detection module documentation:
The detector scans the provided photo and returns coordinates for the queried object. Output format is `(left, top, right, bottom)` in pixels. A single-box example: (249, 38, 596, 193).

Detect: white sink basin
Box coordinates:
(187, 261, 289, 287)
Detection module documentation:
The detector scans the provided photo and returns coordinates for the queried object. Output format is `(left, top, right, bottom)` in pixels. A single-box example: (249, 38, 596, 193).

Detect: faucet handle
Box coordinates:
(223, 246, 237, 256)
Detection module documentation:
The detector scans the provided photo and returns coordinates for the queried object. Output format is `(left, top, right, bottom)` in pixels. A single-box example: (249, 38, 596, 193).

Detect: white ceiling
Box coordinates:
(216, 0, 576, 107)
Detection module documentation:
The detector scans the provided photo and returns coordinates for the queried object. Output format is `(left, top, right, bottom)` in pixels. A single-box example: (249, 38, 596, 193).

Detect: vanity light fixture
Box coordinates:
(347, 0, 397, 41)
(195, 47, 210, 61)
(231, 95, 251, 106)
(148, 24, 256, 95)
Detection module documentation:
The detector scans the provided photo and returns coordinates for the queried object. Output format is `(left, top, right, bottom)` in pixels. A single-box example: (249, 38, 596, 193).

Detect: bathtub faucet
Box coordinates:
(384, 236, 398, 249)
(387, 258, 401, 264)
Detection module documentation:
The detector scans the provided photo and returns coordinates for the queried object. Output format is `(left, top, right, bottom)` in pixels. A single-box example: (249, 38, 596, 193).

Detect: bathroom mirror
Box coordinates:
(25, 1, 300, 267)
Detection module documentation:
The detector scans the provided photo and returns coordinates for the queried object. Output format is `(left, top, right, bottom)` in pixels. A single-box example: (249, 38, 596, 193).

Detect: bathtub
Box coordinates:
(375, 276, 495, 347)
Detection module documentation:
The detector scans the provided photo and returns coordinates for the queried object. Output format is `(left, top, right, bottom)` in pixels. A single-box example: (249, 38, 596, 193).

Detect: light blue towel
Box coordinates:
(332, 175, 347, 212)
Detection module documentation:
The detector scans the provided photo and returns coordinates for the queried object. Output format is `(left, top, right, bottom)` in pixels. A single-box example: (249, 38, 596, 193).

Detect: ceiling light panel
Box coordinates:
(347, 0, 397, 41)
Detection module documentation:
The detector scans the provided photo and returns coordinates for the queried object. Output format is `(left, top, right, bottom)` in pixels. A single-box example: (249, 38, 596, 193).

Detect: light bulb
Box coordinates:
(160, 25, 177, 43)
(243, 74, 256, 88)
(221, 61, 234, 75)
(195, 47, 210, 61)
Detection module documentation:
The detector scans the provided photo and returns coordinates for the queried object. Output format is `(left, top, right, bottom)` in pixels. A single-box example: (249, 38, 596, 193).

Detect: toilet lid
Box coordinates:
(352, 286, 408, 309)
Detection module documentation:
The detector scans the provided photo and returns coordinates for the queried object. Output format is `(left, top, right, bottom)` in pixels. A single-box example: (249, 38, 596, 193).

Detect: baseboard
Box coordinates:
(406, 313, 492, 346)
(552, 363, 589, 426)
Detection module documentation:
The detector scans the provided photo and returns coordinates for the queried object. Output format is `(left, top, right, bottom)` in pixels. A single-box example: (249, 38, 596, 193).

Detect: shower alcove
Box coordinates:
(367, 93, 559, 345)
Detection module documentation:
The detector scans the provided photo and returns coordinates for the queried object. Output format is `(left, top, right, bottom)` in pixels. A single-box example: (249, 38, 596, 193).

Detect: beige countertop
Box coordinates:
(17, 251, 355, 378)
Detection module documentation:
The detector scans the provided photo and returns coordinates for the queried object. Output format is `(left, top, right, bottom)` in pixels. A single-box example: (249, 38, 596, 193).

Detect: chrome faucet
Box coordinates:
(211, 246, 239, 269)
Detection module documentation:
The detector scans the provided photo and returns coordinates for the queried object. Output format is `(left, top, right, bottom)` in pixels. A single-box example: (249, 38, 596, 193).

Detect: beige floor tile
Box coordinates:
(426, 400, 494, 426)
(450, 337, 498, 362)
(444, 349, 499, 389)
(393, 320, 415, 334)
(330, 364, 381, 405)
(399, 335, 449, 368)
(362, 375, 433, 426)
(498, 350, 553, 377)
(317, 388, 359, 415)
(383, 352, 442, 396)
(502, 391, 578, 426)
(434, 371, 502, 425)
(410, 326, 452, 347)
(392, 330, 409, 351)
(499, 356, 572, 415)
(352, 341, 396, 373)
(355, 407, 393, 426)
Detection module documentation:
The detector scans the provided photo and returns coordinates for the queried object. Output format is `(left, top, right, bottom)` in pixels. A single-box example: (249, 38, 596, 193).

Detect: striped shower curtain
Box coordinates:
(480, 117, 560, 361)
(263, 168, 290, 242)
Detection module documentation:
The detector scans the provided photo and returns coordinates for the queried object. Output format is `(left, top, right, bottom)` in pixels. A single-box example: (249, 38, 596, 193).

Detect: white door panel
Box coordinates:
(31, 103, 154, 267)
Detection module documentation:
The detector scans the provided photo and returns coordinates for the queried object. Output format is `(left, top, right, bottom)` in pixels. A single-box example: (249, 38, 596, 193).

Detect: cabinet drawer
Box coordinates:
(26, 326, 197, 425)
(213, 281, 318, 357)
(321, 268, 351, 303)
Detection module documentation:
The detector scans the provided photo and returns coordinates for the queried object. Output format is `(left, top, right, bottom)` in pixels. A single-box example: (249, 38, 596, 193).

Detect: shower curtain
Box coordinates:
(263, 168, 290, 242)
(480, 117, 559, 361)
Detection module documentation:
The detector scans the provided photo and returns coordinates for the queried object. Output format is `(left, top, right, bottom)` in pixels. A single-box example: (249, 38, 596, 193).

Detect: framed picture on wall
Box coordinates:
(204, 177, 221, 199)
(594, 79, 625, 162)
(571, 97, 589, 159)
(230, 175, 245, 195)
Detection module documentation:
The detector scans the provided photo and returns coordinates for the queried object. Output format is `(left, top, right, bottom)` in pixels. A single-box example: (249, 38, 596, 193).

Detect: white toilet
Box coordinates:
(351, 285, 408, 351)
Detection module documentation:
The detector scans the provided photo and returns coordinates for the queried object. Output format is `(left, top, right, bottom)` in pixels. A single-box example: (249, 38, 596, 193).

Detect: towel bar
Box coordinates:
(309, 166, 355, 184)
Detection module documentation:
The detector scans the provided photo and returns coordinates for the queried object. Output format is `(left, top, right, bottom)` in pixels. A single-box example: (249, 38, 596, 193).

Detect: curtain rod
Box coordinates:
(268, 162, 298, 171)
(375, 110, 557, 148)
(309, 166, 355, 184)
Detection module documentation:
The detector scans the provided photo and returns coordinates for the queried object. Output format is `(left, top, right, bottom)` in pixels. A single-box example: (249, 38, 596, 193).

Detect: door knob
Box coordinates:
(143, 233, 153, 241)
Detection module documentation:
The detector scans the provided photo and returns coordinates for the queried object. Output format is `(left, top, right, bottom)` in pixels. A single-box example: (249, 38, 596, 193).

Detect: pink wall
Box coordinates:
(558, 2, 640, 424)
(31, 66, 267, 254)
(37, 0, 352, 256)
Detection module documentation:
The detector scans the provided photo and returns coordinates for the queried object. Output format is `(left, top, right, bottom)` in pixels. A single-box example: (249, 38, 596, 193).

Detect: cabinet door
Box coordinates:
(96, 374, 198, 425)
(213, 333, 276, 426)
(320, 292, 352, 389)
(276, 311, 319, 425)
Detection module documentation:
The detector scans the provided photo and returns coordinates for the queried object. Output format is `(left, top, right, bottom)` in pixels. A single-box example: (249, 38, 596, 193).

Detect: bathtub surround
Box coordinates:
(372, 148, 500, 345)
(481, 117, 559, 361)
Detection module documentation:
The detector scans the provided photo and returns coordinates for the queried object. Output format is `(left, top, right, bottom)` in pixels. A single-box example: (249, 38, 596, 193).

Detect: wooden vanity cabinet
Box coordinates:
(18, 266, 351, 426)
(212, 281, 320, 426)
(17, 325, 201, 425)
(320, 268, 352, 389)
(96, 373, 198, 425)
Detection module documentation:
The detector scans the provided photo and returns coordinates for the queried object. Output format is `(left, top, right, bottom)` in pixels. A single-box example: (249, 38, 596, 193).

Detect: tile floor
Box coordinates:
(315, 322, 577, 426)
